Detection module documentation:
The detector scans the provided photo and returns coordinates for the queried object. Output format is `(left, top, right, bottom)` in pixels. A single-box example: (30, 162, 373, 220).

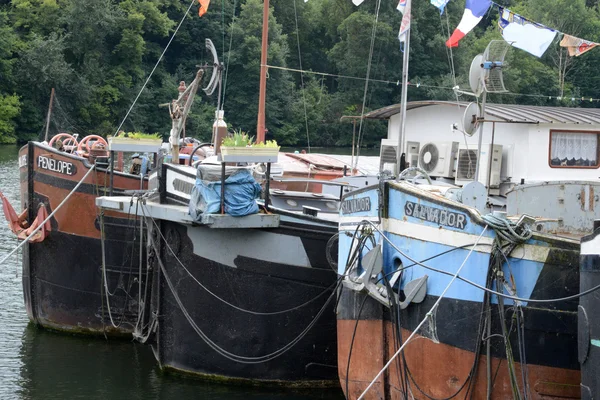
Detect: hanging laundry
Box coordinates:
(431, 0, 450, 14)
(198, 0, 210, 17)
(398, 0, 411, 44)
(560, 34, 599, 57)
(446, 0, 492, 47)
(498, 8, 557, 58)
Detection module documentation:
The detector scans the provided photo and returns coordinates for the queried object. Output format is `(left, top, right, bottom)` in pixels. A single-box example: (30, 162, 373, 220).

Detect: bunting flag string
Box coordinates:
(446, 0, 492, 48)
(560, 34, 599, 57)
(498, 7, 557, 58)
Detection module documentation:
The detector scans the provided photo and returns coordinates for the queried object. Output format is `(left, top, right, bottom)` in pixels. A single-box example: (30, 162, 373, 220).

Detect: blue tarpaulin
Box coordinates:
(189, 169, 262, 219)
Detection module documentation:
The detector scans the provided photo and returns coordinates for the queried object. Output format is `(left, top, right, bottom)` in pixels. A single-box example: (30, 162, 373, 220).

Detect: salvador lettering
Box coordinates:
(404, 201, 467, 230)
(37, 155, 76, 176)
(342, 197, 372, 214)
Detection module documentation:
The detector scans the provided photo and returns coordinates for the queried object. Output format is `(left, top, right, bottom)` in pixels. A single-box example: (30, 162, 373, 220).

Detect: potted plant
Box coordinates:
(108, 131, 163, 152)
(220, 129, 280, 158)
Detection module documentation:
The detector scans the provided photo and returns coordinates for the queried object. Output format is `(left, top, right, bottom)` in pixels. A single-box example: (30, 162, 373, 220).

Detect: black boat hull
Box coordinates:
(152, 218, 339, 386)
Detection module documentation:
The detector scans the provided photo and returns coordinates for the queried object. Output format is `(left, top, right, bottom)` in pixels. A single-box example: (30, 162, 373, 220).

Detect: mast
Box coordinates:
(395, 0, 411, 178)
(44, 88, 55, 142)
(256, 0, 269, 144)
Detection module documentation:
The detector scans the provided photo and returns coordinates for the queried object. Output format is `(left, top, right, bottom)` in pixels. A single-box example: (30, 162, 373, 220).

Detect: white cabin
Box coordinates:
(367, 101, 600, 192)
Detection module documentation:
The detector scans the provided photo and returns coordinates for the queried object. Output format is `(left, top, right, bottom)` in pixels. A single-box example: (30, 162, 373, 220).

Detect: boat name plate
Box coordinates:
(37, 155, 77, 176)
(341, 196, 372, 214)
(404, 201, 467, 230)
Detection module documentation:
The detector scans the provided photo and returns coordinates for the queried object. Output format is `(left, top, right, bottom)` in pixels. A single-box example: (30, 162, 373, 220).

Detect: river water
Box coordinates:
(0, 145, 343, 399)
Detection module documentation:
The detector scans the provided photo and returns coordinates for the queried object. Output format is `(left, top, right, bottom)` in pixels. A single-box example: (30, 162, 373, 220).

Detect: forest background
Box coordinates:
(0, 0, 599, 147)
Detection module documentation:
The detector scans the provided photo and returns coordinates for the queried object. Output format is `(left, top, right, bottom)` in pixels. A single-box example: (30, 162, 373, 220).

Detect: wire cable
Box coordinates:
(112, 0, 197, 137)
(357, 219, 597, 303)
(142, 204, 337, 316)
(0, 164, 97, 266)
(357, 226, 489, 399)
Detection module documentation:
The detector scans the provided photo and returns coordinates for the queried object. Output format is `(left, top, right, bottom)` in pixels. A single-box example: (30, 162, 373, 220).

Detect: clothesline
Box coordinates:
(444, 0, 599, 58)
(264, 64, 600, 103)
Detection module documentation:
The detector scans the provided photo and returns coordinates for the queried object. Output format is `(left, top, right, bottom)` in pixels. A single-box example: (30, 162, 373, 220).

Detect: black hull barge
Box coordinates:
(96, 162, 341, 386)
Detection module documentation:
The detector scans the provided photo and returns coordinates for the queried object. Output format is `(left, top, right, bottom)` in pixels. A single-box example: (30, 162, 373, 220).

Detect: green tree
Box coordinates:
(0, 94, 20, 143)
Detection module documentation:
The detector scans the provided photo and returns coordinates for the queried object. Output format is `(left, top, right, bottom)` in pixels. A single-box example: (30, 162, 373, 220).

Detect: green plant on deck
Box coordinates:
(253, 140, 279, 148)
(116, 131, 161, 140)
(222, 129, 279, 148)
(222, 129, 254, 147)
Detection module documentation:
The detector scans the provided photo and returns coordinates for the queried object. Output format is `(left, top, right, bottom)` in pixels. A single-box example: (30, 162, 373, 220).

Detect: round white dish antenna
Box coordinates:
(469, 54, 485, 97)
(462, 102, 481, 137)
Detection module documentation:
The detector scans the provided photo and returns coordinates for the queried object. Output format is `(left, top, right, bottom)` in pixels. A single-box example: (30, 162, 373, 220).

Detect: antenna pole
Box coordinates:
(396, 0, 411, 178)
(44, 88, 55, 142)
(256, 0, 269, 144)
(474, 91, 487, 183)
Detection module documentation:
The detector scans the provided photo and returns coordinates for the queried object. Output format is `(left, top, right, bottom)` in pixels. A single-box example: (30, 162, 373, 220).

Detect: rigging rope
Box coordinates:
(221, 0, 238, 109)
(357, 226, 489, 399)
(354, 219, 596, 303)
(141, 202, 337, 316)
(354, 0, 383, 171)
(293, 0, 311, 153)
(112, 0, 197, 137)
(151, 234, 340, 364)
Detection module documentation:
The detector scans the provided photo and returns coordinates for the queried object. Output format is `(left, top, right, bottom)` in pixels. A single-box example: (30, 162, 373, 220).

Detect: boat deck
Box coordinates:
(96, 196, 281, 229)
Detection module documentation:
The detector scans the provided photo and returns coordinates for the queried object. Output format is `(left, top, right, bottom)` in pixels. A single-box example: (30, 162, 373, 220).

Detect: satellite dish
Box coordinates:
(468, 40, 511, 98)
(469, 54, 485, 97)
(462, 102, 481, 136)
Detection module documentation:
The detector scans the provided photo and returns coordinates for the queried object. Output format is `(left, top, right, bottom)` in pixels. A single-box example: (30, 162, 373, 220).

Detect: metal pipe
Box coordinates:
(474, 92, 487, 183)
(264, 163, 271, 210)
(395, 0, 412, 178)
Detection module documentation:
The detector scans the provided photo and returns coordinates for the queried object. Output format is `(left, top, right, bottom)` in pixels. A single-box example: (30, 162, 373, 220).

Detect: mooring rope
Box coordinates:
(357, 226, 489, 399)
(0, 164, 96, 267)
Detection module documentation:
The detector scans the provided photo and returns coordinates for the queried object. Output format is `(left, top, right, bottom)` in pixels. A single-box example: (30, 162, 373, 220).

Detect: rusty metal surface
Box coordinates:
(506, 181, 600, 236)
(338, 319, 581, 400)
(286, 153, 353, 170)
(364, 101, 600, 125)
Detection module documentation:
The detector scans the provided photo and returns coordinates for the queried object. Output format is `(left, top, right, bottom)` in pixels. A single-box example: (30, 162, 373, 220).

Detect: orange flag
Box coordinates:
(198, 0, 210, 17)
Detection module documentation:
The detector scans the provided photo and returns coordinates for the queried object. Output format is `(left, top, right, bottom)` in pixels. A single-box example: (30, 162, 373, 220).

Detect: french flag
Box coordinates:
(446, 0, 491, 47)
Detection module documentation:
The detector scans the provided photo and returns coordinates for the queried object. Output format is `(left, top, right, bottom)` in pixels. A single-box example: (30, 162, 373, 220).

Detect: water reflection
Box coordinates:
(17, 326, 342, 400)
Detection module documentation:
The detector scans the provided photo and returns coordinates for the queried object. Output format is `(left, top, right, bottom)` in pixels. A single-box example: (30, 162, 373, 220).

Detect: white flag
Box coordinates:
(398, 0, 410, 43)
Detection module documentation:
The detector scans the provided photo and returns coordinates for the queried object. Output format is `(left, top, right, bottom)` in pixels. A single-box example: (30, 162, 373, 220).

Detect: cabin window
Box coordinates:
(549, 130, 599, 168)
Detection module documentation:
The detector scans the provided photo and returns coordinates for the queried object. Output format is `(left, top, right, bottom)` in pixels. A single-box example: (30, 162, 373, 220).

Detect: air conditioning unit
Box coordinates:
(406, 141, 420, 169)
(418, 141, 458, 178)
(379, 139, 398, 172)
(455, 144, 503, 189)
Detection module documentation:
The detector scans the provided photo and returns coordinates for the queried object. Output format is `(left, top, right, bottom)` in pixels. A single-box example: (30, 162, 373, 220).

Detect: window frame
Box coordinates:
(548, 129, 600, 169)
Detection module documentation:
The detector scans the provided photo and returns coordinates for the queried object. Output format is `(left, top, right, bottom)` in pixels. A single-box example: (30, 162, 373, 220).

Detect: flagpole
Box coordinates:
(396, 0, 411, 178)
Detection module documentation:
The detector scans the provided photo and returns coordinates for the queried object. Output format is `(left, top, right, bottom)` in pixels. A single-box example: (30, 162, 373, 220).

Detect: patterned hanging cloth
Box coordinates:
(560, 34, 599, 57)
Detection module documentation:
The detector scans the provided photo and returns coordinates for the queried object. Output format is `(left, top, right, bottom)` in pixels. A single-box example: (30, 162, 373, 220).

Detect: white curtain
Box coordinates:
(551, 132, 597, 166)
